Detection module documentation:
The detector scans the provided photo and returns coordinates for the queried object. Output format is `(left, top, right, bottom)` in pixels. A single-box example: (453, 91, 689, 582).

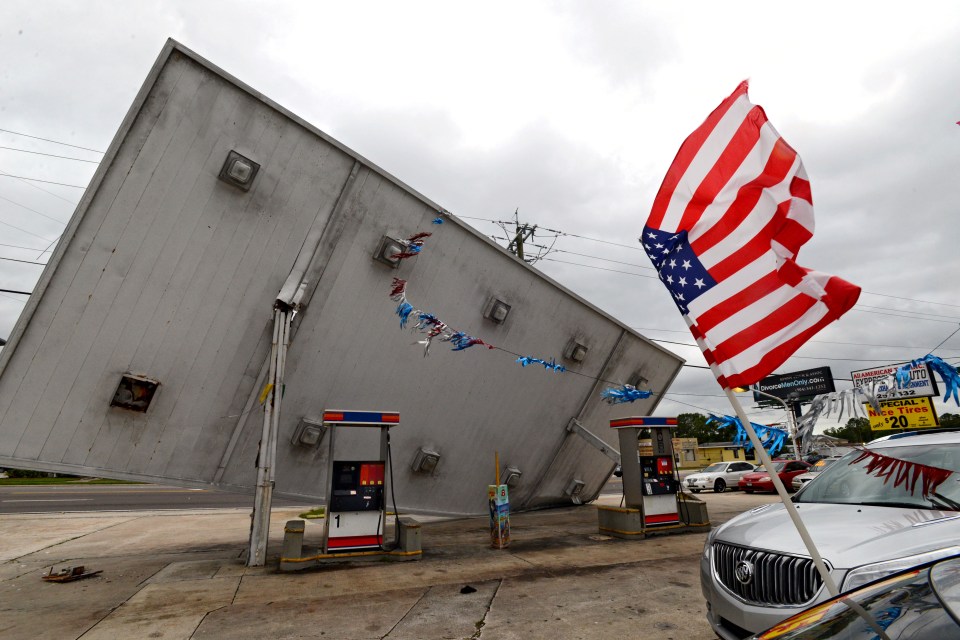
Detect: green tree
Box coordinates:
(676, 412, 734, 443)
(5, 468, 52, 478)
(940, 413, 960, 428)
(823, 417, 872, 443)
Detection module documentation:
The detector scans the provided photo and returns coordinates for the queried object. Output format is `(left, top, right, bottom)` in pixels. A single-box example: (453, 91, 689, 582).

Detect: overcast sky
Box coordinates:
(2, 1, 959, 435)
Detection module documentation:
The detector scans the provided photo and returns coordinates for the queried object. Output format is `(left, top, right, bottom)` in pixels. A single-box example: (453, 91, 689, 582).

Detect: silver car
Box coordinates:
(684, 461, 756, 493)
(700, 429, 960, 639)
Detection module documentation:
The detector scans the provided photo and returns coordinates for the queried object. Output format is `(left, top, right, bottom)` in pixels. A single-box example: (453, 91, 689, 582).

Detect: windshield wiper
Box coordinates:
(929, 492, 960, 511)
(858, 501, 936, 510)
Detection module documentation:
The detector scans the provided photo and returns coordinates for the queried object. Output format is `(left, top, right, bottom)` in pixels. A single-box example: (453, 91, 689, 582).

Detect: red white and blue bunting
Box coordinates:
(382, 222, 656, 403)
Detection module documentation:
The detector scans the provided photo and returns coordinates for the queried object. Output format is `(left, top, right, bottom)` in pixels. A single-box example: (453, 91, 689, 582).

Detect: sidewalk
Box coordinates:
(0, 492, 777, 639)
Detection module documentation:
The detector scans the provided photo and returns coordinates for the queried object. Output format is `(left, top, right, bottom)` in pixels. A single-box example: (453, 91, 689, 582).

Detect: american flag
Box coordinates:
(644, 81, 860, 389)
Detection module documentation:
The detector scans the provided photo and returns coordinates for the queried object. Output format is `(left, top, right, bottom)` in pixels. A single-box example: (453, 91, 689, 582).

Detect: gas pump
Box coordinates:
(321, 410, 399, 553)
(611, 416, 680, 527)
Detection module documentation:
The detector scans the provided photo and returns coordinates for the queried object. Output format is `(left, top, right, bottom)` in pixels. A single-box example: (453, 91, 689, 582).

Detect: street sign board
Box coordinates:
(850, 362, 939, 400)
(865, 396, 939, 431)
(754, 367, 835, 406)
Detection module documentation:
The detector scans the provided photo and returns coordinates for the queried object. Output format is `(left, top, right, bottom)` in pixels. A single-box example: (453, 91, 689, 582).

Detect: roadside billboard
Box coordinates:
(754, 367, 835, 407)
(865, 396, 939, 431)
(850, 361, 938, 400)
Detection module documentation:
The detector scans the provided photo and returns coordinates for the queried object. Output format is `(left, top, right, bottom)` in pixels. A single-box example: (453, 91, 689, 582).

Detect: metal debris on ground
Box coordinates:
(42, 566, 102, 583)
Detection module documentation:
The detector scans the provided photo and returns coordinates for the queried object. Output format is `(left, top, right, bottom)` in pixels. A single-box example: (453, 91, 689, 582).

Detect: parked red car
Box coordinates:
(738, 459, 811, 493)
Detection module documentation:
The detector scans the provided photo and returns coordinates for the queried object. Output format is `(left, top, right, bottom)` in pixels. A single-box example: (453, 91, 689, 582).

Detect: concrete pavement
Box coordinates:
(0, 490, 779, 639)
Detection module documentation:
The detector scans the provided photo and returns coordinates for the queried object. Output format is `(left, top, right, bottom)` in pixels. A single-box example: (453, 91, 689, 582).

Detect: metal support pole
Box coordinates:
(724, 388, 838, 596)
(248, 306, 291, 567)
(744, 386, 802, 460)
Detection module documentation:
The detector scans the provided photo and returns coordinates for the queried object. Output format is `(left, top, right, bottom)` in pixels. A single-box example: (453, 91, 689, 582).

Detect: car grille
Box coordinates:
(712, 541, 825, 606)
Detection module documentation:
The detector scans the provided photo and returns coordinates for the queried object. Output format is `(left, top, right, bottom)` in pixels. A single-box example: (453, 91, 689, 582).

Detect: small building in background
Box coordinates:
(695, 442, 754, 467)
(638, 436, 701, 469)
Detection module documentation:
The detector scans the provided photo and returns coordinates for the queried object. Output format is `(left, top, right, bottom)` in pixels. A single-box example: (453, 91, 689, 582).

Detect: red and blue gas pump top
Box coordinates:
(610, 416, 677, 429)
(322, 410, 400, 426)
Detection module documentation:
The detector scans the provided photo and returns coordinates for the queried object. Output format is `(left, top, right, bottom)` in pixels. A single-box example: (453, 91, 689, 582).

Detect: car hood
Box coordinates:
(741, 471, 771, 481)
(716, 502, 960, 570)
(687, 471, 721, 481)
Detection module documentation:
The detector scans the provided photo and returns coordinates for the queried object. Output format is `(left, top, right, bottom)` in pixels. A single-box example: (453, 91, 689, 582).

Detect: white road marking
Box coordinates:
(3, 498, 94, 502)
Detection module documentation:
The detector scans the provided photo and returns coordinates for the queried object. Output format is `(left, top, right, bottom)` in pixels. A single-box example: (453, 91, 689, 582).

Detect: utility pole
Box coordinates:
(506, 209, 536, 262)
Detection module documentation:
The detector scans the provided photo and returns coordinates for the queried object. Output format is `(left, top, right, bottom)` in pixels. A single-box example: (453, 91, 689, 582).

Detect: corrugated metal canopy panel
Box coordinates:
(0, 40, 684, 515)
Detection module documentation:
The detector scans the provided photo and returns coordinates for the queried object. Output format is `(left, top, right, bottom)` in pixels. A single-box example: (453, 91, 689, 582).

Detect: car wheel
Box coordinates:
(714, 479, 726, 493)
(691, 489, 701, 494)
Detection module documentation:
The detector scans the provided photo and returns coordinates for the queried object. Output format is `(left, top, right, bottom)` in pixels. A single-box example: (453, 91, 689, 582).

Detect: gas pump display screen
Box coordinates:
(330, 461, 384, 512)
(639, 455, 679, 496)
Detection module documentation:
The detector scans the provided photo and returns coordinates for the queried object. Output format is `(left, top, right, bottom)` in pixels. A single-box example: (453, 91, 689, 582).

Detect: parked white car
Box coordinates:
(790, 455, 842, 491)
(700, 428, 960, 639)
(684, 461, 756, 494)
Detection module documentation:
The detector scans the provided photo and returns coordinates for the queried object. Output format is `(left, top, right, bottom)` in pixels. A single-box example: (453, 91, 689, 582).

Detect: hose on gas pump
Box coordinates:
(675, 460, 694, 526)
(380, 430, 402, 551)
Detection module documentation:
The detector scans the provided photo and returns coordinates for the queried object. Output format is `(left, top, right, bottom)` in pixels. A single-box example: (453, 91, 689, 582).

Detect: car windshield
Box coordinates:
(702, 463, 726, 473)
(756, 462, 786, 473)
(795, 443, 960, 510)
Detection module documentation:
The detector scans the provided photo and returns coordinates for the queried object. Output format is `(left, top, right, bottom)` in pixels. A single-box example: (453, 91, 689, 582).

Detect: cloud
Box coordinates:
(1, 0, 959, 429)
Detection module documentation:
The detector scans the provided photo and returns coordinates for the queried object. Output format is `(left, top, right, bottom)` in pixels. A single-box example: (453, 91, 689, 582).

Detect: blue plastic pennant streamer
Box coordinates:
(708, 414, 787, 458)
(516, 356, 566, 373)
(601, 385, 653, 404)
(896, 354, 960, 405)
(395, 301, 414, 328)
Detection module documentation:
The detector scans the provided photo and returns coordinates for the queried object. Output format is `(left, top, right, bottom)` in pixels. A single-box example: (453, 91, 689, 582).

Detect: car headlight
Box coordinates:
(842, 546, 960, 591)
(702, 526, 720, 560)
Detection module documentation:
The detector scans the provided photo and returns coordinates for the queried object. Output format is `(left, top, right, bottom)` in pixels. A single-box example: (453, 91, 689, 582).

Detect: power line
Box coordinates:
(0, 164, 79, 205)
(552, 248, 655, 270)
(543, 256, 960, 322)
(648, 336, 958, 356)
(0, 172, 86, 189)
(0, 145, 99, 164)
(0, 292, 26, 303)
(649, 329, 960, 352)
(0, 194, 68, 225)
(849, 307, 960, 325)
(634, 326, 690, 334)
(0, 288, 32, 295)
(557, 231, 642, 251)
(803, 338, 960, 350)
(459, 214, 644, 251)
(540, 257, 659, 278)
(0, 241, 54, 253)
(540, 254, 960, 324)
(854, 303, 960, 322)
(463, 214, 960, 315)
(0, 128, 104, 154)
(0, 218, 57, 242)
(0, 256, 45, 266)
(36, 234, 60, 260)
(661, 331, 959, 352)
(931, 324, 960, 353)
(861, 290, 960, 310)
(515, 241, 657, 271)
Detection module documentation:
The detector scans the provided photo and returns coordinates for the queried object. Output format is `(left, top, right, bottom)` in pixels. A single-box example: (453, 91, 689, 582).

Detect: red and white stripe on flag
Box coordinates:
(643, 81, 860, 389)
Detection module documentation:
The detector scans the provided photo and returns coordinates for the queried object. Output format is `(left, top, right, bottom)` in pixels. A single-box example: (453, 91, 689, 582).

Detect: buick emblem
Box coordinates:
(735, 559, 754, 585)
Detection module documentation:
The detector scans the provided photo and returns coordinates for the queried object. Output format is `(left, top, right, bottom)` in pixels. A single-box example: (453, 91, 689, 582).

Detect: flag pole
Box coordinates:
(723, 387, 839, 597)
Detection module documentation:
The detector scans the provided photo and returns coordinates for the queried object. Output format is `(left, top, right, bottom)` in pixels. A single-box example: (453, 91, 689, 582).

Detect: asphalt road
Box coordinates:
(0, 470, 677, 514)
(0, 483, 307, 513)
